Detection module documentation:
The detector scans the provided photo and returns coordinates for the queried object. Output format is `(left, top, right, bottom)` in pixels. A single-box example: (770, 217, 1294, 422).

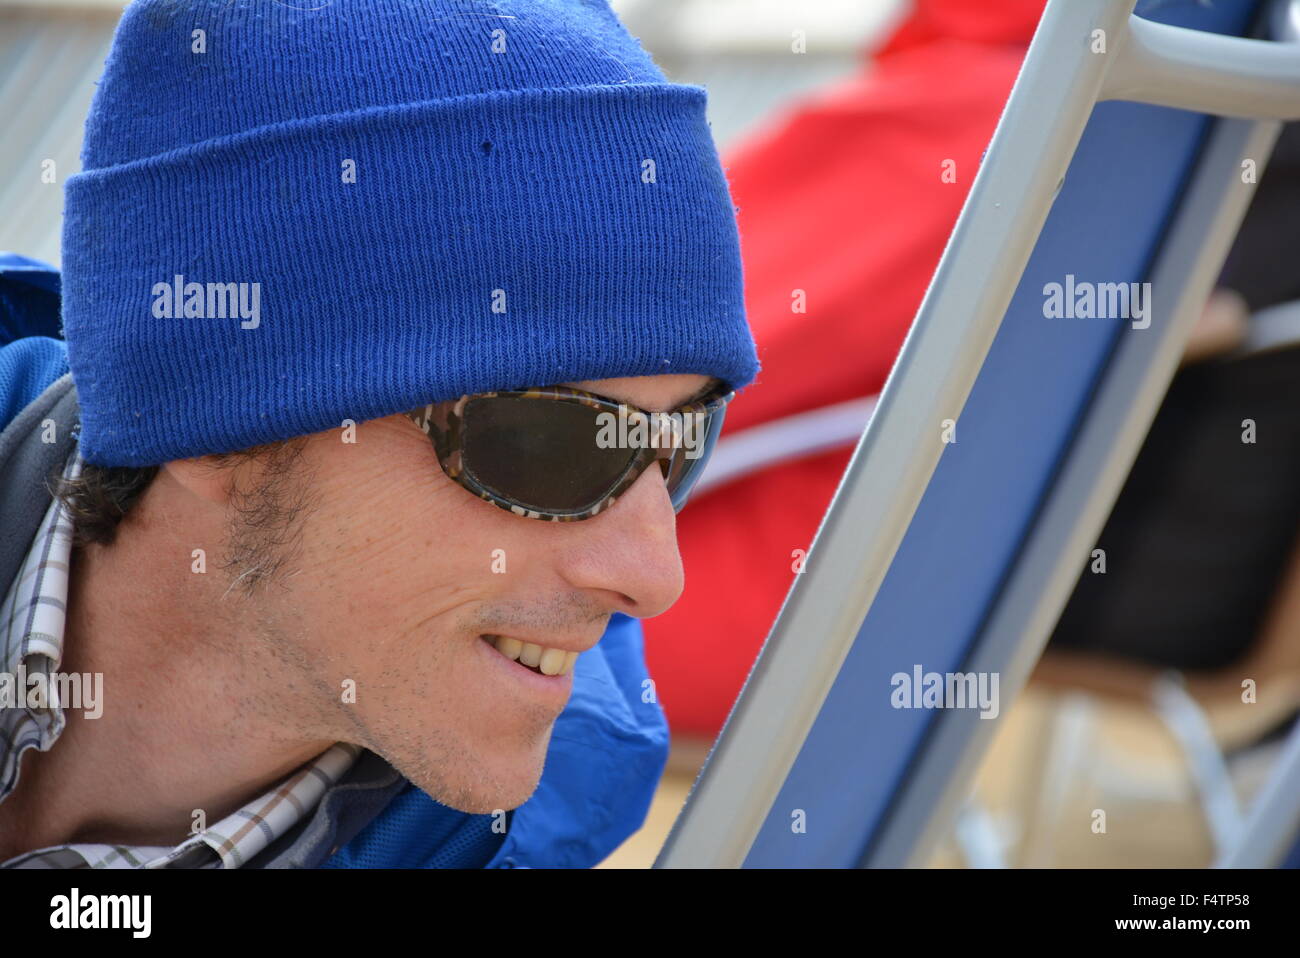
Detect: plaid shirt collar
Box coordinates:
(0, 446, 360, 868)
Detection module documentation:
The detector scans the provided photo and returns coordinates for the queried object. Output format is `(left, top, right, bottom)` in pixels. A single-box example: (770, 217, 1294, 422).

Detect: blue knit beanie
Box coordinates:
(61, 0, 760, 467)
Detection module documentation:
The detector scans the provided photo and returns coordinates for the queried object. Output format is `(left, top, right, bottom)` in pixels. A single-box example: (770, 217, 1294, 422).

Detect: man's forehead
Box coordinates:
(558, 374, 720, 412)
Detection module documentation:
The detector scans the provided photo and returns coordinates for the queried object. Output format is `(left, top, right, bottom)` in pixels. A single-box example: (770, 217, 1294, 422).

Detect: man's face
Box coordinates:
(215, 373, 710, 814)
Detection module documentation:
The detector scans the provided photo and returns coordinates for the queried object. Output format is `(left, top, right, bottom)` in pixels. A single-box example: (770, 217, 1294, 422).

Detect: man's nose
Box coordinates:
(557, 462, 685, 620)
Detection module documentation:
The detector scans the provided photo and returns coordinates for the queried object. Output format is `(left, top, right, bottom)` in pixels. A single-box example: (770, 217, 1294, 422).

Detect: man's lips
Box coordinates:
(475, 634, 577, 708)
(480, 634, 581, 677)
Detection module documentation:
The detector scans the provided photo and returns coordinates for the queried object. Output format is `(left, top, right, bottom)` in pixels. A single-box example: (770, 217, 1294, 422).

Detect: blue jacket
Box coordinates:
(0, 253, 670, 868)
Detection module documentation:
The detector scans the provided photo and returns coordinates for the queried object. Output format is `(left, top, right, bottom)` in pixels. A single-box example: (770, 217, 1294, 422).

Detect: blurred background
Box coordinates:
(6, 0, 1300, 869)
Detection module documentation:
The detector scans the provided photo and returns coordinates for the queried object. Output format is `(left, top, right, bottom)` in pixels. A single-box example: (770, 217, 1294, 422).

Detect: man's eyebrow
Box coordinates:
(563, 376, 723, 411)
(660, 376, 722, 411)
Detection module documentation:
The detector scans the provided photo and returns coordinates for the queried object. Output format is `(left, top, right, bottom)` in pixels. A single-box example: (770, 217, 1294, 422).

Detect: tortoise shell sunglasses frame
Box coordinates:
(404, 380, 736, 521)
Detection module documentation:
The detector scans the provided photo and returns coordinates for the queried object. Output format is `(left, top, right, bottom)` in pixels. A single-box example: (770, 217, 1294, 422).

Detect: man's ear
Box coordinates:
(160, 456, 235, 507)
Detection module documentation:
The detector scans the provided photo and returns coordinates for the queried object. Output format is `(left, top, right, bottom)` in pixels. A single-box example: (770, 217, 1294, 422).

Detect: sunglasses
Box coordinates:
(405, 380, 734, 521)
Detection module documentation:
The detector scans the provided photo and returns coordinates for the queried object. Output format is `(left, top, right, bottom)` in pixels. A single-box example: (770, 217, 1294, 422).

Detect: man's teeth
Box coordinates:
(486, 635, 579, 676)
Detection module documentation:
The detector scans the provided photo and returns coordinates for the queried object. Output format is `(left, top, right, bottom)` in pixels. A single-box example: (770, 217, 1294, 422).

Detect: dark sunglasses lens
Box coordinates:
(668, 403, 727, 511)
(461, 397, 636, 512)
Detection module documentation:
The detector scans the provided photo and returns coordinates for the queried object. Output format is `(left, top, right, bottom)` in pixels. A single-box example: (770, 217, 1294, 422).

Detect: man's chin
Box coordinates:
(400, 746, 549, 815)
(421, 771, 544, 815)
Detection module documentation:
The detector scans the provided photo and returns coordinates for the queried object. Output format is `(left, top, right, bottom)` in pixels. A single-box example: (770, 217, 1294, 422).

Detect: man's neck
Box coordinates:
(0, 488, 336, 861)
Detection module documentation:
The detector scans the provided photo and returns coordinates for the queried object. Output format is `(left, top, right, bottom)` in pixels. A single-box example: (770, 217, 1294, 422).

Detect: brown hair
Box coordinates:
(52, 462, 159, 548)
(52, 437, 316, 595)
